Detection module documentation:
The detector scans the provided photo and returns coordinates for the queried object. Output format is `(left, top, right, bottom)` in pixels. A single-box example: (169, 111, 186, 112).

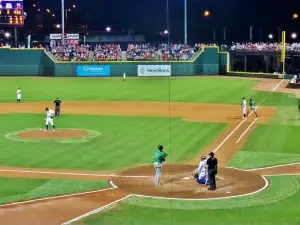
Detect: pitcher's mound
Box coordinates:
(18, 129, 89, 140)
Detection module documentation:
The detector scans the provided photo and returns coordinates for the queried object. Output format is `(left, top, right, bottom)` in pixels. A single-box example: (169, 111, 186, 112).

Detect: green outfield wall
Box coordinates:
(0, 46, 229, 77)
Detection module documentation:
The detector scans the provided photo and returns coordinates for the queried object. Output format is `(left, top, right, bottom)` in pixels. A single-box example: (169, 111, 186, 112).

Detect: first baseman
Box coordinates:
(153, 145, 167, 185)
(241, 97, 247, 119)
(16, 87, 21, 103)
(45, 107, 56, 131)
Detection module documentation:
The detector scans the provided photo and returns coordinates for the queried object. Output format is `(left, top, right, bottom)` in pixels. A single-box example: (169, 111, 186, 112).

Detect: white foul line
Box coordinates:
(61, 195, 133, 225)
(0, 186, 116, 208)
(213, 120, 245, 153)
(272, 79, 284, 91)
(213, 78, 283, 152)
(0, 169, 150, 178)
(236, 118, 258, 143)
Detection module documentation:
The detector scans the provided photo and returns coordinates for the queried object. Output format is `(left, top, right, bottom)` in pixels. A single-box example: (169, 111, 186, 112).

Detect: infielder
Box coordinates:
(241, 97, 247, 119)
(45, 107, 56, 131)
(123, 72, 126, 81)
(153, 145, 167, 185)
(16, 87, 21, 103)
(194, 156, 208, 185)
(248, 98, 258, 118)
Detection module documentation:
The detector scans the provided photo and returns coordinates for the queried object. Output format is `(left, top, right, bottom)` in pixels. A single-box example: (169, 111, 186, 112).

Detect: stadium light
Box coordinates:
(4, 32, 11, 38)
(291, 32, 297, 39)
(293, 13, 298, 20)
(164, 30, 169, 34)
(268, 34, 274, 39)
(106, 26, 111, 32)
(204, 10, 210, 17)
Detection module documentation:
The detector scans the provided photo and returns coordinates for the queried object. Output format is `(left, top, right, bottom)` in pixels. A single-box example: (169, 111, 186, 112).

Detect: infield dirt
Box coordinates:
(0, 78, 299, 225)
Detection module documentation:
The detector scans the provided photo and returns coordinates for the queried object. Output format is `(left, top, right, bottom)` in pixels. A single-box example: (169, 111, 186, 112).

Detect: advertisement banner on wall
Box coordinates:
(76, 65, 111, 77)
(50, 33, 79, 40)
(138, 65, 171, 76)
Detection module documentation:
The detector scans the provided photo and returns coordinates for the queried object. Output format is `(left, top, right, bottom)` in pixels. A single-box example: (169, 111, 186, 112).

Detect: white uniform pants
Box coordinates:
(46, 117, 54, 125)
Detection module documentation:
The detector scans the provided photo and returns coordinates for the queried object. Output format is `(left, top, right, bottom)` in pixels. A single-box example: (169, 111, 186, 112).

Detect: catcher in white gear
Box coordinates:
(194, 156, 208, 185)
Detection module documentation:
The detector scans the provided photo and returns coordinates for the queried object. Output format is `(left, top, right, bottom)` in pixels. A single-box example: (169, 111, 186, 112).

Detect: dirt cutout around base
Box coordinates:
(18, 129, 89, 140)
(112, 164, 266, 199)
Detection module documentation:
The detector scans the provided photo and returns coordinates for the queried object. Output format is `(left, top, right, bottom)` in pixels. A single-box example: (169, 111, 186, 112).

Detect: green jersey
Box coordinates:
(154, 150, 165, 163)
(249, 99, 255, 108)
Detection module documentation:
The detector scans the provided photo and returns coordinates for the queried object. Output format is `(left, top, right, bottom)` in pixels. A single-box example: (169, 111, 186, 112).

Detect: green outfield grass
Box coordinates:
(0, 177, 108, 205)
(82, 176, 300, 225)
(0, 77, 296, 106)
(227, 122, 300, 169)
(0, 113, 226, 170)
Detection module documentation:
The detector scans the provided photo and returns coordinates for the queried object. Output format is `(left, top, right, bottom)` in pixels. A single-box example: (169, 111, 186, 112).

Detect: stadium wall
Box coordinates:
(0, 46, 231, 77)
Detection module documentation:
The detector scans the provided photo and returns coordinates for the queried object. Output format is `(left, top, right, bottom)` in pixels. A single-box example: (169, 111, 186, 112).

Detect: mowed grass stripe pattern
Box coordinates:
(0, 77, 296, 106)
(0, 114, 226, 170)
(83, 176, 300, 225)
(0, 177, 108, 205)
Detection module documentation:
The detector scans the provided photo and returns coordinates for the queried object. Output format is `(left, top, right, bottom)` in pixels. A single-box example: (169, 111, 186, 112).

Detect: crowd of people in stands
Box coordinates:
(229, 42, 300, 52)
(47, 43, 122, 61)
(48, 43, 198, 61)
(126, 43, 196, 61)
(46, 42, 300, 61)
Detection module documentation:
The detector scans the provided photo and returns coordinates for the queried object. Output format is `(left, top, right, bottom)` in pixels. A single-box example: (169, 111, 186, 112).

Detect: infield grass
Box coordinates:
(0, 113, 226, 170)
(82, 176, 300, 225)
(0, 177, 108, 205)
(0, 77, 295, 106)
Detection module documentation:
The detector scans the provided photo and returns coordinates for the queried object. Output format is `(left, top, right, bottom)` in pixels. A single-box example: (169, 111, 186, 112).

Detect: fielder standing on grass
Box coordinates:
(153, 145, 168, 185)
(16, 87, 21, 103)
(45, 107, 56, 131)
(53, 97, 62, 117)
(123, 72, 126, 81)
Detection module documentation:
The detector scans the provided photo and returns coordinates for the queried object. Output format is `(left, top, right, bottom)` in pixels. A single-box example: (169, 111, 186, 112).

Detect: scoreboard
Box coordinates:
(0, 0, 24, 26)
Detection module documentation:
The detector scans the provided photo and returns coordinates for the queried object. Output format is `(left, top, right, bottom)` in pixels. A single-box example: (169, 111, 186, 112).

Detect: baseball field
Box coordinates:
(0, 76, 299, 225)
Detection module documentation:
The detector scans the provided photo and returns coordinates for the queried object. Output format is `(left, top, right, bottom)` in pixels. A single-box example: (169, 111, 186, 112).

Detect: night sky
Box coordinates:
(23, 0, 300, 43)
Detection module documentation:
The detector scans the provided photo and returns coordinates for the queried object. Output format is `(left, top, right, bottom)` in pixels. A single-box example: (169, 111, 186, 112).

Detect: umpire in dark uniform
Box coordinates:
(206, 152, 218, 191)
(53, 97, 62, 117)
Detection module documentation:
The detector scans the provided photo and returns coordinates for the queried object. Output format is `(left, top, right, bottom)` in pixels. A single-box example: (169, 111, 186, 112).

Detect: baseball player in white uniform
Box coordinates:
(123, 72, 126, 81)
(16, 88, 21, 103)
(194, 156, 208, 185)
(241, 97, 247, 119)
(45, 107, 56, 131)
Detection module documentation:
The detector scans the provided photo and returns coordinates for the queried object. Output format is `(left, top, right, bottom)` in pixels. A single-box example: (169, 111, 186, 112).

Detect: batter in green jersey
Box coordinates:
(248, 99, 258, 118)
(154, 145, 167, 185)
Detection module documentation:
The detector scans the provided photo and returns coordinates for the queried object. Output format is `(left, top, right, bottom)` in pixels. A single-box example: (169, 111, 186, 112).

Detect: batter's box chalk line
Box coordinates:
(5, 128, 101, 144)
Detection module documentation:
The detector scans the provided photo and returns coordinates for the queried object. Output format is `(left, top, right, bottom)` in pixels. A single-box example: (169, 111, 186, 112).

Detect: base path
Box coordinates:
(0, 101, 274, 124)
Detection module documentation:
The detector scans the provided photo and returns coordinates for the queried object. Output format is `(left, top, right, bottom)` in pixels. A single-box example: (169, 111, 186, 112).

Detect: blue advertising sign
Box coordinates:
(76, 65, 111, 77)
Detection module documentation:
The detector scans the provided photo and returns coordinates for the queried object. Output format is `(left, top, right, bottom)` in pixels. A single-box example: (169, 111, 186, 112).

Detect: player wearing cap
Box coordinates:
(153, 145, 168, 185)
(194, 156, 208, 185)
(45, 107, 56, 131)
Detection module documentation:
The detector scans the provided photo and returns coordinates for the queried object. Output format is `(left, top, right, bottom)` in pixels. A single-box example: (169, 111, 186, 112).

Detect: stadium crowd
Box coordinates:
(47, 44, 122, 61)
(228, 42, 300, 52)
(46, 42, 300, 61)
(48, 43, 198, 61)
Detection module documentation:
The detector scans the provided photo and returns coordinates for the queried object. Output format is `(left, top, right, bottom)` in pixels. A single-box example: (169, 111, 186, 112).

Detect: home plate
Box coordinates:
(182, 177, 190, 180)
(226, 191, 231, 194)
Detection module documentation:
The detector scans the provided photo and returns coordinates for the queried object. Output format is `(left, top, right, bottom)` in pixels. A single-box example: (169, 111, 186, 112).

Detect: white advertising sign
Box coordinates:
(50, 33, 79, 40)
(138, 65, 171, 76)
